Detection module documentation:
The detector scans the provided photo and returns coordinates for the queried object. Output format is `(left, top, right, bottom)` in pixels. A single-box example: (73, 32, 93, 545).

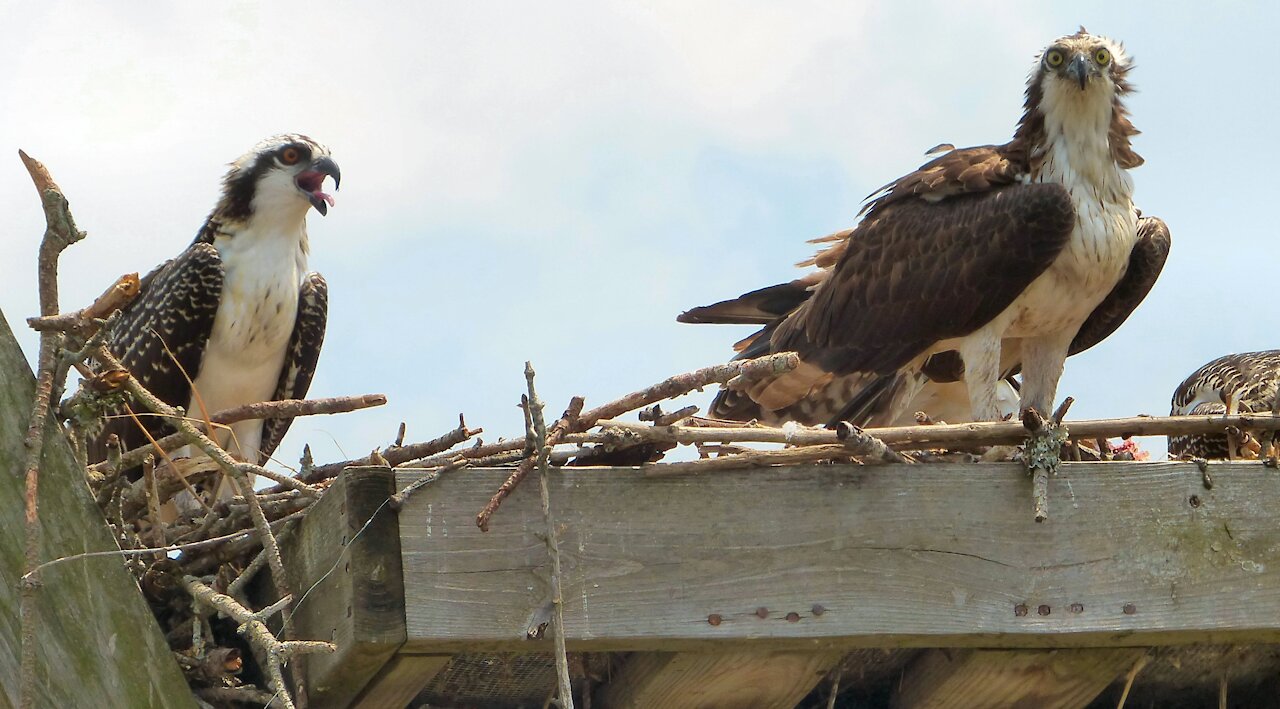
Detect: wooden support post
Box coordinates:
(596, 650, 842, 709)
(0, 311, 194, 707)
(891, 648, 1146, 709)
(279, 466, 405, 707)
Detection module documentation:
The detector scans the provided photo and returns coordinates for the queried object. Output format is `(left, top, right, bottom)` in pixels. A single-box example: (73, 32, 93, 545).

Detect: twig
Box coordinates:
(196, 686, 287, 707)
(1115, 652, 1150, 709)
(26, 272, 140, 333)
(182, 576, 334, 709)
(388, 458, 466, 511)
(524, 363, 574, 708)
(590, 412, 1280, 451)
(412, 437, 524, 468)
(653, 405, 699, 426)
(827, 667, 842, 709)
(299, 413, 480, 482)
(1024, 398, 1072, 523)
(577, 353, 798, 430)
(476, 354, 800, 529)
(23, 506, 312, 580)
(93, 394, 387, 479)
(835, 422, 910, 464)
(642, 444, 857, 476)
(18, 148, 86, 709)
(476, 397, 584, 531)
(91, 346, 299, 641)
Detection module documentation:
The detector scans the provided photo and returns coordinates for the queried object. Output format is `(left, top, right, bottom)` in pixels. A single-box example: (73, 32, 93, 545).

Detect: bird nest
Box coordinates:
(14, 152, 1280, 708)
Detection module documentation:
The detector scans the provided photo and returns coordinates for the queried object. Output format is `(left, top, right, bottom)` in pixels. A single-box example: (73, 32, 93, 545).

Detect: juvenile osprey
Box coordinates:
(93, 134, 339, 477)
(1168, 351, 1280, 459)
(681, 29, 1151, 427)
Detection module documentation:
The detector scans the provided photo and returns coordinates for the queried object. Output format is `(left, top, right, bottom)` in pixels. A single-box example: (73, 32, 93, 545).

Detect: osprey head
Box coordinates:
(1015, 28, 1143, 170)
(218, 134, 341, 221)
(1035, 28, 1130, 95)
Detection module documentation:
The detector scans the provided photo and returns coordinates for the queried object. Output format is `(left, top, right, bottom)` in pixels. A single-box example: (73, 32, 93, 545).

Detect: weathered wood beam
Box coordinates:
(0, 311, 194, 707)
(596, 650, 842, 709)
(395, 462, 1280, 652)
(891, 648, 1146, 709)
(278, 466, 404, 708)
(348, 654, 450, 708)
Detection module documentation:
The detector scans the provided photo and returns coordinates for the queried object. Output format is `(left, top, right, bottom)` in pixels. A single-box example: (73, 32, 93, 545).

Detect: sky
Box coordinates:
(2, 2, 1276, 468)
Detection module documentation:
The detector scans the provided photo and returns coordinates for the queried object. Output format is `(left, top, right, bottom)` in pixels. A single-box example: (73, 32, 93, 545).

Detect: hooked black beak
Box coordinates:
(313, 156, 341, 191)
(296, 156, 341, 216)
(1067, 54, 1088, 90)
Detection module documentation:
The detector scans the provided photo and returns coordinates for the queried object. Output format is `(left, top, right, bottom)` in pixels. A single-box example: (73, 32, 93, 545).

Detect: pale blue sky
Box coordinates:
(2, 2, 1276, 466)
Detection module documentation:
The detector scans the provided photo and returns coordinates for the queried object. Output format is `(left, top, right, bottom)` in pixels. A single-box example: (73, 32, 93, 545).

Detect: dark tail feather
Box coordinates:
(677, 280, 813, 325)
(829, 373, 903, 428)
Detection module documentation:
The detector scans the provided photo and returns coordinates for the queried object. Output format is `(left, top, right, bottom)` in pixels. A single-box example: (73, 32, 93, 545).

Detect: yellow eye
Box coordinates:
(1094, 48, 1111, 65)
(279, 147, 301, 165)
(1046, 50, 1064, 67)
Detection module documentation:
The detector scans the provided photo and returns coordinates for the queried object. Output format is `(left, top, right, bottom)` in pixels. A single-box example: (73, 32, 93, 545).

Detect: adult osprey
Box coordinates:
(93, 134, 339, 477)
(682, 213, 1170, 426)
(681, 29, 1153, 427)
(1168, 351, 1280, 459)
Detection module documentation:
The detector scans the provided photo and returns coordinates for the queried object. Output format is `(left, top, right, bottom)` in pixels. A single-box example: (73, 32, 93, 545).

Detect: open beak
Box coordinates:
(1067, 54, 1089, 90)
(295, 156, 341, 216)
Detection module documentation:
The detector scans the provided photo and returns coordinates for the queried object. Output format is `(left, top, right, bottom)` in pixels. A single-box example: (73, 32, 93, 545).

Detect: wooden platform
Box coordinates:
(280, 461, 1280, 708)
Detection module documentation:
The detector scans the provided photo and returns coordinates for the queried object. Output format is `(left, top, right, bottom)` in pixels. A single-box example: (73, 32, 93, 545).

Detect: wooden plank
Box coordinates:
(349, 653, 450, 708)
(0, 311, 195, 707)
(281, 466, 405, 708)
(395, 463, 1280, 652)
(596, 650, 842, 709)
(891, 648, 1145, 709)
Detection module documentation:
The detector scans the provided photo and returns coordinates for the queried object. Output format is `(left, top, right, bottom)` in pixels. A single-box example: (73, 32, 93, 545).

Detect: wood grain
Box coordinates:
(349, 653, 449, 708)
(0, 311, 194, 707)
(891, 648, 1146, 709)
(282, 466, 405, 707)
(596, 650, 842, 709)
(396, 462, 1280, 651)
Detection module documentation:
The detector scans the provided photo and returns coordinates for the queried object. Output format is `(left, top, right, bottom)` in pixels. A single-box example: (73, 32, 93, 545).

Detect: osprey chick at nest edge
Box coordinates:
(682, 29, 1169, 428)
(91, 134, 340, 498)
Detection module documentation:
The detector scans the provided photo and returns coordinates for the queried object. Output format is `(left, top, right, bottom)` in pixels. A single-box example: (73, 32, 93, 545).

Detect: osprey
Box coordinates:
(92, 134, 339, 482)
(683, 212, 1170, 426)
(1168, 351, 1280, 459)
(681, 29, 1153, 427)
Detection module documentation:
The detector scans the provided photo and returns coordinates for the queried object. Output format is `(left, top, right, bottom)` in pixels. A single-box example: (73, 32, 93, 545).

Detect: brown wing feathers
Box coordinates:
(775, 183, 1075, 379)
(92, 243, 224, 461)
(860, 145, 1024, 219)
(258, 273, 328, 464)
(1067, 215, 1170, 357)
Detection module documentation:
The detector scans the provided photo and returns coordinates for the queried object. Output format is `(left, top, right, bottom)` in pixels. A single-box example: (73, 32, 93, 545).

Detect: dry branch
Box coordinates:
(641, 445, 855, 476)
(475, 353, 800, 529)
(576, 352, 798, 430)
(93, 393, 388, 478)
(18, 148, 86, 709)
(586, 413, 1280, 452)
(26, 272, 140, 334)
(298, 413, 480, 483)
(524, 363, 575, 708)
(182, 576, 334, 709)
(476, 397, 583, 531)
